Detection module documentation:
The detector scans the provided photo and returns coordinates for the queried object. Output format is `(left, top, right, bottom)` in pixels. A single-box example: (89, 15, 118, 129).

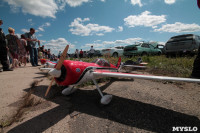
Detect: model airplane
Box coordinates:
(42, 45, 200, 105)
(40, 59, 57, 68)
(120, 58, 148, 70)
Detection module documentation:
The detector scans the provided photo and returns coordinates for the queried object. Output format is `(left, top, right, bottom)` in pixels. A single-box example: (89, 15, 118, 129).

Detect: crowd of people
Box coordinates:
(0, 19, 55, 72)
(73, 46, 95, 58)
(0, 18, 96, 73)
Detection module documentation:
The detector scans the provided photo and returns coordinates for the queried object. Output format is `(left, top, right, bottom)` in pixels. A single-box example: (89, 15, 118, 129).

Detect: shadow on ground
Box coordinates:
(7, 79, 200, 133)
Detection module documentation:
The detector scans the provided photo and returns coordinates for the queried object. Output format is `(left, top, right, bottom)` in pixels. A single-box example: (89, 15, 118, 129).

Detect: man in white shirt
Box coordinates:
(89, 46, 95, 58)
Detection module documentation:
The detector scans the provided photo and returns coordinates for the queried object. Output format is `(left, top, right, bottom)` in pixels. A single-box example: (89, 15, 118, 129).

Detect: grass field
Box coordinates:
(71, 55, 196, 78)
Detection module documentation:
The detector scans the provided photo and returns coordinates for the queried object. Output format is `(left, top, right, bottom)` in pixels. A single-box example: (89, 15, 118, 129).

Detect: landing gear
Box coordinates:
(92, 79, 112, 105)
(62, 86, 77, 95)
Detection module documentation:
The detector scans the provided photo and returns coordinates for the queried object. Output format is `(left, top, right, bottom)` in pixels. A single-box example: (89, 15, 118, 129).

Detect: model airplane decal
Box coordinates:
(42, 45, 200, 105)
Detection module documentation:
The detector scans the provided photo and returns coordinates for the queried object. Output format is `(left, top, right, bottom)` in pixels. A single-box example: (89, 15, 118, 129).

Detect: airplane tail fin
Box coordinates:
(198, 0, 200, 9)
(116, 56, 121, 68)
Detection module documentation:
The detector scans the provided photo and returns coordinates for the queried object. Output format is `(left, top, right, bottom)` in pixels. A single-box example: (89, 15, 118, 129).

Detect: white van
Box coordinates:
(165, 34, 200, 57)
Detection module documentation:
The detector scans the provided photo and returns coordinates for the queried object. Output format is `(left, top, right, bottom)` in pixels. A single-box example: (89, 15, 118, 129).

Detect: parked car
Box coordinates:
(87, 50, 102, 57)
(150, 42, 165, 54)
(123, 42, 162, 57)
(165, 34, 200, 57)
(101, 46, 124, 57)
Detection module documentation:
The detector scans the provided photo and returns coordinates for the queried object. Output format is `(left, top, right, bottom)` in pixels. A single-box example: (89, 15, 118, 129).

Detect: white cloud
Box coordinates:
(69, 18, 115, 36)
(117, 26, 123, 32)
(38, 22, 51, 32)
(4, 0, 59, 18)
(94, 40, 101, 43)
(27, 19, 32, 22)
(27, 19, 34, 26)
(124, 11, 166, 28)
(65, 0, 91, 7)
(130, 0, 143, 7)
(21, 28, 29, 33)
(45, 38, 75, 54)
(3, 0, 92, 18)
(82, 37, 142, 50)
(154, 22, 200, 33)
(96, 33, 104, 36)
(38, 34, 43, 37)
(21, 22, 50, 33)
(103, 37, 142, 45)
(83, 43, 103, 49)
(15, 33, 21, 38)
(100, 0, 106, 2)
(164, 0, 176, 5)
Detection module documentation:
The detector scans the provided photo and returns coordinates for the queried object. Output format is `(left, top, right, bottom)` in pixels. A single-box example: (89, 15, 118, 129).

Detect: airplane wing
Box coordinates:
(122, 65, 147, 68)
(40, 68, 53, 71)
(92, 69, 200, 83)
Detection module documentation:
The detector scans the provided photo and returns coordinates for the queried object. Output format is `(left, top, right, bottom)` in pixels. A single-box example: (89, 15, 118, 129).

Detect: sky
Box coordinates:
(0, 0, 200, 54)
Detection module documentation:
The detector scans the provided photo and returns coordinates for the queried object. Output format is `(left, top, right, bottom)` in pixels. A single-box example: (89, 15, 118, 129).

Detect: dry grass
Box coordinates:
(0, 80, 43, 128)
(75, 55, 195, 78)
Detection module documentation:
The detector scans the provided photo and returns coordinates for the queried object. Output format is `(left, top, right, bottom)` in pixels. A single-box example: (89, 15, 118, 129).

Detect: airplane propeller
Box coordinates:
(45, 45, 69, 97)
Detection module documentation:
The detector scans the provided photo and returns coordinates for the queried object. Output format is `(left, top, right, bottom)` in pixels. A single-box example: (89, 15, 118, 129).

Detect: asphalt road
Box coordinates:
(0, 64, 200, 133)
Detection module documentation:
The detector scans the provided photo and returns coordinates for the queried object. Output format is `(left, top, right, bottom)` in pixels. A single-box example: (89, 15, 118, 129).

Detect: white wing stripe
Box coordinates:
(123, 65, 147, 68)
(93, 72, 200, 83)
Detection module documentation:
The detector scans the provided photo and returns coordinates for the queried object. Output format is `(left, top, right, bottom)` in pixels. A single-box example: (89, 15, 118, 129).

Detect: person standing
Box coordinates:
(6, 27, 20, 69)
(25, 28, 40, 66)
(38, 48, 43, 59)
(0, 19, 13, 71)
(47, 49, 51, 59)
(75, 49, 79, 58)
(19, 34, 27, 66)
(191, 46, 200, 78)
(191, 1, 200, 78)
(79, 49, 83, 58)
(58, 51, 61, 58)
(89, 46, 95, 58)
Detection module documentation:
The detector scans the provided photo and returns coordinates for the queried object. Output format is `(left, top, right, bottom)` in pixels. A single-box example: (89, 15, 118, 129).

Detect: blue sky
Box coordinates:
(0, 0, 200, 54)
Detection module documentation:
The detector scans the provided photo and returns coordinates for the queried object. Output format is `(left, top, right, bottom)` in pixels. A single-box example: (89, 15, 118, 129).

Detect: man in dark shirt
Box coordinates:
(0, 19, 13, 71)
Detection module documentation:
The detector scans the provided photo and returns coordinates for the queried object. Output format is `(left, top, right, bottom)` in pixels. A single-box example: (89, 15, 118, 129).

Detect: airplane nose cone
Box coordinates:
(49, 69, 61, 78)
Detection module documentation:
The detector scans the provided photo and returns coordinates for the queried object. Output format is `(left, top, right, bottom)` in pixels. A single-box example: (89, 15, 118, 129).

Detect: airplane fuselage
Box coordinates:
(54, 60, 118, 86)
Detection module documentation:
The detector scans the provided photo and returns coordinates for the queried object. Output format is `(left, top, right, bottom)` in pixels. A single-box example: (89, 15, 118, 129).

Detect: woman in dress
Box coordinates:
(18, 34, 27, 66)
(6, 27, 20, 69)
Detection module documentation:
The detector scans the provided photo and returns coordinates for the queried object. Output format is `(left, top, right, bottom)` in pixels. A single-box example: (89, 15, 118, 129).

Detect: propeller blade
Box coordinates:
(45, 45, 69, 97)
(55, 45, 69, 70)
(45, 78, 54, 97)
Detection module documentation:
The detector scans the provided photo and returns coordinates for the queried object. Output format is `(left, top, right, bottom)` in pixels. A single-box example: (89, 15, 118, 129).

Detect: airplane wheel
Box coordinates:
(101, 95, 112, 105)
(62, 87, 77, 95)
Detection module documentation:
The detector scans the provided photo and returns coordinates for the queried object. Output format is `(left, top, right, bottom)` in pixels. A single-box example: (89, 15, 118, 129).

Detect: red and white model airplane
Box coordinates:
(40, 59, 56, 68)
(42, 45, 200, 105)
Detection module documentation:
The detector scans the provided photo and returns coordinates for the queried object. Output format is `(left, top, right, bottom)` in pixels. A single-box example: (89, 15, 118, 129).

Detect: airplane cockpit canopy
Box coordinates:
(92, 58, 110, 67)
